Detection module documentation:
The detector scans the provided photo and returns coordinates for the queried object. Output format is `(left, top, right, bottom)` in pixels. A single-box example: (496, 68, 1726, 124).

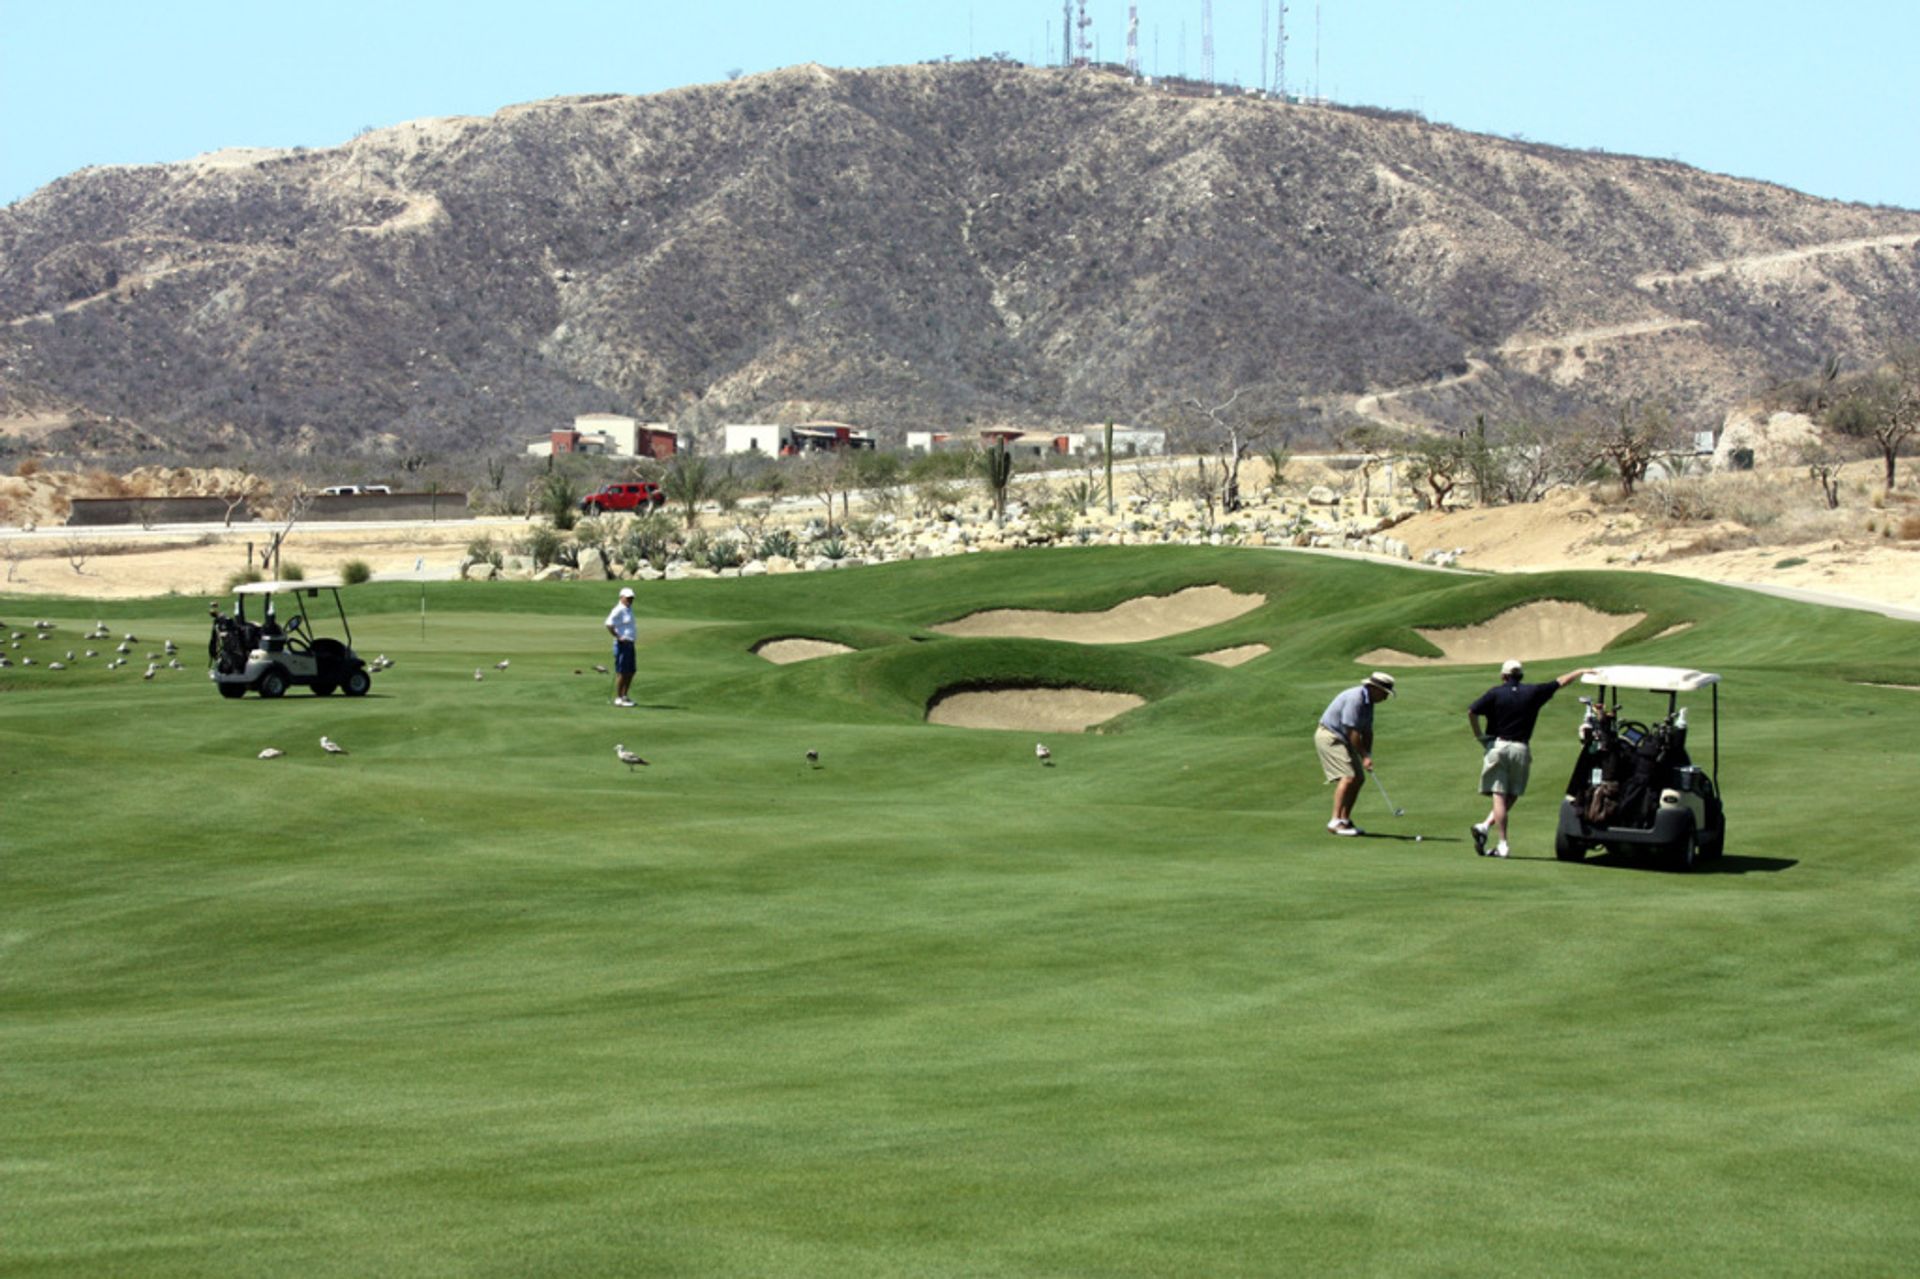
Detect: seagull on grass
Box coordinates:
(592, 664, 608, 675)
(806, 749, 820, 768)
(495, 659, 510, 670)
(473, 668, 484, 681)
(1035, 742, 1053, 766)
(320, 735, 348, 755)
(258, 748, 284, 759)
(615, 744, 648, 771)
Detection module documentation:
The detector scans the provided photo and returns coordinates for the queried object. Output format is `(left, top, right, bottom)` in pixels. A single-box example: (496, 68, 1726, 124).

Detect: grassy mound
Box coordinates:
(5, 546, 1919, 1275)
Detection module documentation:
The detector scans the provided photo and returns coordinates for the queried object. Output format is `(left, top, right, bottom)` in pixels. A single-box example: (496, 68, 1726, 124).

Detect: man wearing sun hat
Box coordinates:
(603, 585, 639, 708)
(1466, 659, 1594, 857)
(1315, 671, 1396, 836)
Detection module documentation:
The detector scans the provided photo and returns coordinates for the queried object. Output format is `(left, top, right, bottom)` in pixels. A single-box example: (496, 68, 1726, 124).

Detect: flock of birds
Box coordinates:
(7, 619, 1065, 776)
(0, 618, 184, 677)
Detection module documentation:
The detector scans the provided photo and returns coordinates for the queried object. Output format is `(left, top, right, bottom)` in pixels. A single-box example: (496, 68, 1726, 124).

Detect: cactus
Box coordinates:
(983, 438, 1014, 526)
(1104, 421, 1115, 514)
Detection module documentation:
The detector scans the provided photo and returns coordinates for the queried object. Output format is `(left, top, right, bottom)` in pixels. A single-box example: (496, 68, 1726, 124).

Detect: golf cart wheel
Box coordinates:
(1670, 814, 1699, 872)
(344, 669, 371, 697)
(257, 668, 289, 699)
(311, 682, 336, 697)
(217, 682, 247, 700)
(1554, 829, 1587, 862)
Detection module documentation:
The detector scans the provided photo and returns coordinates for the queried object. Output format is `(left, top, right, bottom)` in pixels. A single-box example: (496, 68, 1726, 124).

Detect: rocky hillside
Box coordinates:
(4, 60, 1919, 456)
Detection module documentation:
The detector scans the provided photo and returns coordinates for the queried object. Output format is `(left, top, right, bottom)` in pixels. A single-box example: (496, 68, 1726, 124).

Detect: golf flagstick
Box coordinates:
(1368, 769, 1405, 817)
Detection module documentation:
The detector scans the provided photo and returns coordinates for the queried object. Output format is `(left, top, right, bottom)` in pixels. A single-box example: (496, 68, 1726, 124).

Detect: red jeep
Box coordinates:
(580, 482, 666, 514)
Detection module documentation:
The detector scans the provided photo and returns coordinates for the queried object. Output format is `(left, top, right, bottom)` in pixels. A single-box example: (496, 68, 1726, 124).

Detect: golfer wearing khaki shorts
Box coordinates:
(1467, 660, 1593, 857)
(1316, 672, 1395, 836)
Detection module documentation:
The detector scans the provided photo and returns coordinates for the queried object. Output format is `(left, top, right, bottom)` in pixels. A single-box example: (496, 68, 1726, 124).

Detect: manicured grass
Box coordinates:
(4, 547, 1919, 1275)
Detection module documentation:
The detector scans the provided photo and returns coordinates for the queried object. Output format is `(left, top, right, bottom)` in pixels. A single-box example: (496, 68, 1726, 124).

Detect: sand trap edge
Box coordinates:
(1194, 644, 1270, 668)
(754, 638, 856, 664)
(925, 686, 1146, 733)
(1355, 601, 1647, 667)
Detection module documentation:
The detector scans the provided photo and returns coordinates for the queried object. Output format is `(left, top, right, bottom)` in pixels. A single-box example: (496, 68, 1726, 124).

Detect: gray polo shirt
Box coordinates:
(1318, 684, 1375, 737)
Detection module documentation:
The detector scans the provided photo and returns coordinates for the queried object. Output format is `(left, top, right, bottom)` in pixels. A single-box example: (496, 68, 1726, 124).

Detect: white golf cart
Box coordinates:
(209, 577, 372, 700)
(1556, 665, 1725, 870)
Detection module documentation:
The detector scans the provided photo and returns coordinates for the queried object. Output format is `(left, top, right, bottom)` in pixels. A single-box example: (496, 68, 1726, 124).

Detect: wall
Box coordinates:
(67, 496, 254, 526)
(306, 492, 469, 521)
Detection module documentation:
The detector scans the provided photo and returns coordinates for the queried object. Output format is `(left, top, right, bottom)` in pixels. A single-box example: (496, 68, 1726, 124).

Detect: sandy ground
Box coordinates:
(0, 522, 500, 600)
(925, 688, 1145, 733)
(1391, 488, 1920, 613)
(931, 585, 1265, 643)
(1357, 601, 1647, 667)
(1195, 644, 1270, 667)
(755, 638, 855, 664)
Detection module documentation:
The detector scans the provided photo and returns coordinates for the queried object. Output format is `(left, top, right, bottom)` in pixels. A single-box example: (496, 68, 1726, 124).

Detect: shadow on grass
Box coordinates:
(1580, 850, 1799, 875)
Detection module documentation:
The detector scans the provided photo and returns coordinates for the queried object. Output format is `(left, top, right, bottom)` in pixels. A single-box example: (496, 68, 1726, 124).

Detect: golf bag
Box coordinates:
(1566, 712, 1692, 831)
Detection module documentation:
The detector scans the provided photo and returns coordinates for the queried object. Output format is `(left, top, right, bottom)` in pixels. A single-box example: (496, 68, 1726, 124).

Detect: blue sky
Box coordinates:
(3, 0, 1916, 209)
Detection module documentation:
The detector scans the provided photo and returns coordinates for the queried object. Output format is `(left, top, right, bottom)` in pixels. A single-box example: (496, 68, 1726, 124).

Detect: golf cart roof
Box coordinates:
(233, 577, 347, 595)
(1583, 664, 1721, 693)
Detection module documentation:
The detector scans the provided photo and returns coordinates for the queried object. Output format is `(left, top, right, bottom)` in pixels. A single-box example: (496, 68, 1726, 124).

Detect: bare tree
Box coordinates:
(1798, 438, 1847, 510)
(64, 539, 90, 575)
(1580, 402, 1680, 498)
(792, 451, 843, 532)
(1824, 344, 1920, 493)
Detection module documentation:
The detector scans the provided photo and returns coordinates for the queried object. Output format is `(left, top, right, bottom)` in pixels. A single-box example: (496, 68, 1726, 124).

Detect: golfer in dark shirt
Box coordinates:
(1466, 659, 1594, 857)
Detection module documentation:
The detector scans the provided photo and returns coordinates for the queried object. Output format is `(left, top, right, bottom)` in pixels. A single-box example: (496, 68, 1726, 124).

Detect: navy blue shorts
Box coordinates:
(612, 639, 636, 675)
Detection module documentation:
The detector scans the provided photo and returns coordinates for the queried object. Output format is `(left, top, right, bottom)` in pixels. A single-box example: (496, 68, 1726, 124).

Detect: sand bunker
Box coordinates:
(1650, 623, 1695, 641)
(931, 585, 1264, 644)
(925, 687, 1145, 732)
(1195, 644, 1270, 667)
(1358, 600, 1646, 667)
(754, 638, 854, 664)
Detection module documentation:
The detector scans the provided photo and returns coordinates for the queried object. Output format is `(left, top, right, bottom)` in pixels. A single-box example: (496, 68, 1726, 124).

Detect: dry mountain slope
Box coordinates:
(3, 61, 1918, 455)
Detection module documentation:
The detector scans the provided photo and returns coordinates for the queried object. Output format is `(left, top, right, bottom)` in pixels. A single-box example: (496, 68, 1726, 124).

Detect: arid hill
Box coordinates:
(3, 60, 1918, 456)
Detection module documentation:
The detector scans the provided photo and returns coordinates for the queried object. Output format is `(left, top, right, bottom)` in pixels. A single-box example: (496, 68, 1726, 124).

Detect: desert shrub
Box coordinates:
(704, 537, 745, 571)
(681, 530, 711, 565)
(465, 534, 502, 567)
(1900, 515, 1920, 541)
(280, 563, 305, 581)
(16, 458, 39, 478)
(339, 559, 372, 585)
(1774, 556, 1808, 569)
(817, 536, 848, 561)
(757, 529, 798, 560)
(225, 567, 263, 591)
(619, 512, 675, 569)
(522, 525, 565, 569)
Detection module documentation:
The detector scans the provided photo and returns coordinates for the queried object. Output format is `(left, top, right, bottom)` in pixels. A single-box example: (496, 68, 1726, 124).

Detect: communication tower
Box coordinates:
(1201, 0, 1214, 84)
(1063, 0, 1072, 65)
(1076, 0, 1093, 65)
(1272, 2, 1288, 97)
(1126, 5, 1140, 75)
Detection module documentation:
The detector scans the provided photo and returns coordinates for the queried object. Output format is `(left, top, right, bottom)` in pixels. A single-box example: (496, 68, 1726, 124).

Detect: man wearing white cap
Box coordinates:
(604, 586, 639, 707)
(1466, 659, 1594, 856)
(1315, 671, 1396, 836)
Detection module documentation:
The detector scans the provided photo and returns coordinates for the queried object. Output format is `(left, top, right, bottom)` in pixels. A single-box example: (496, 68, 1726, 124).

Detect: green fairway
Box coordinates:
(5, 547, 1919, 1275)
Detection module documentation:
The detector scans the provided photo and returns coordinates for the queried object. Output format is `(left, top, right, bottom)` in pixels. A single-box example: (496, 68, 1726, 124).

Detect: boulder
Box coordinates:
(575, 547, 609, 580)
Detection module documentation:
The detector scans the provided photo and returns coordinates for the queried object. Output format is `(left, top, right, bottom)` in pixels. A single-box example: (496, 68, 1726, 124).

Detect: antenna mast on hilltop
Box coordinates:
(1201, 0, 1214, 84)
(1273, 2, 1288, 97)
(1126, 5, 1140, 75)
(1062, 0, 1072, 66)
(1075, 0, 1093, 65)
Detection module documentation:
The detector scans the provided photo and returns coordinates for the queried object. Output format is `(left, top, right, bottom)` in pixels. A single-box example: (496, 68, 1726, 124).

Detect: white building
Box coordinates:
(723, 424, 788, 455)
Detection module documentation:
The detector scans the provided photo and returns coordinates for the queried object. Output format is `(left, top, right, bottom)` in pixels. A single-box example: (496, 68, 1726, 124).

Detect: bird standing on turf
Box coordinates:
(592, 664, 608, 675)
(495, 659, 510, 670)
(320, 735, 347, 755)
(258, 748, 284, 759)
(615, 744, 648, 771)
(1035, 743, 1052, 766)
(473, 668, 484, 681)
(806, 749, 820, 769)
